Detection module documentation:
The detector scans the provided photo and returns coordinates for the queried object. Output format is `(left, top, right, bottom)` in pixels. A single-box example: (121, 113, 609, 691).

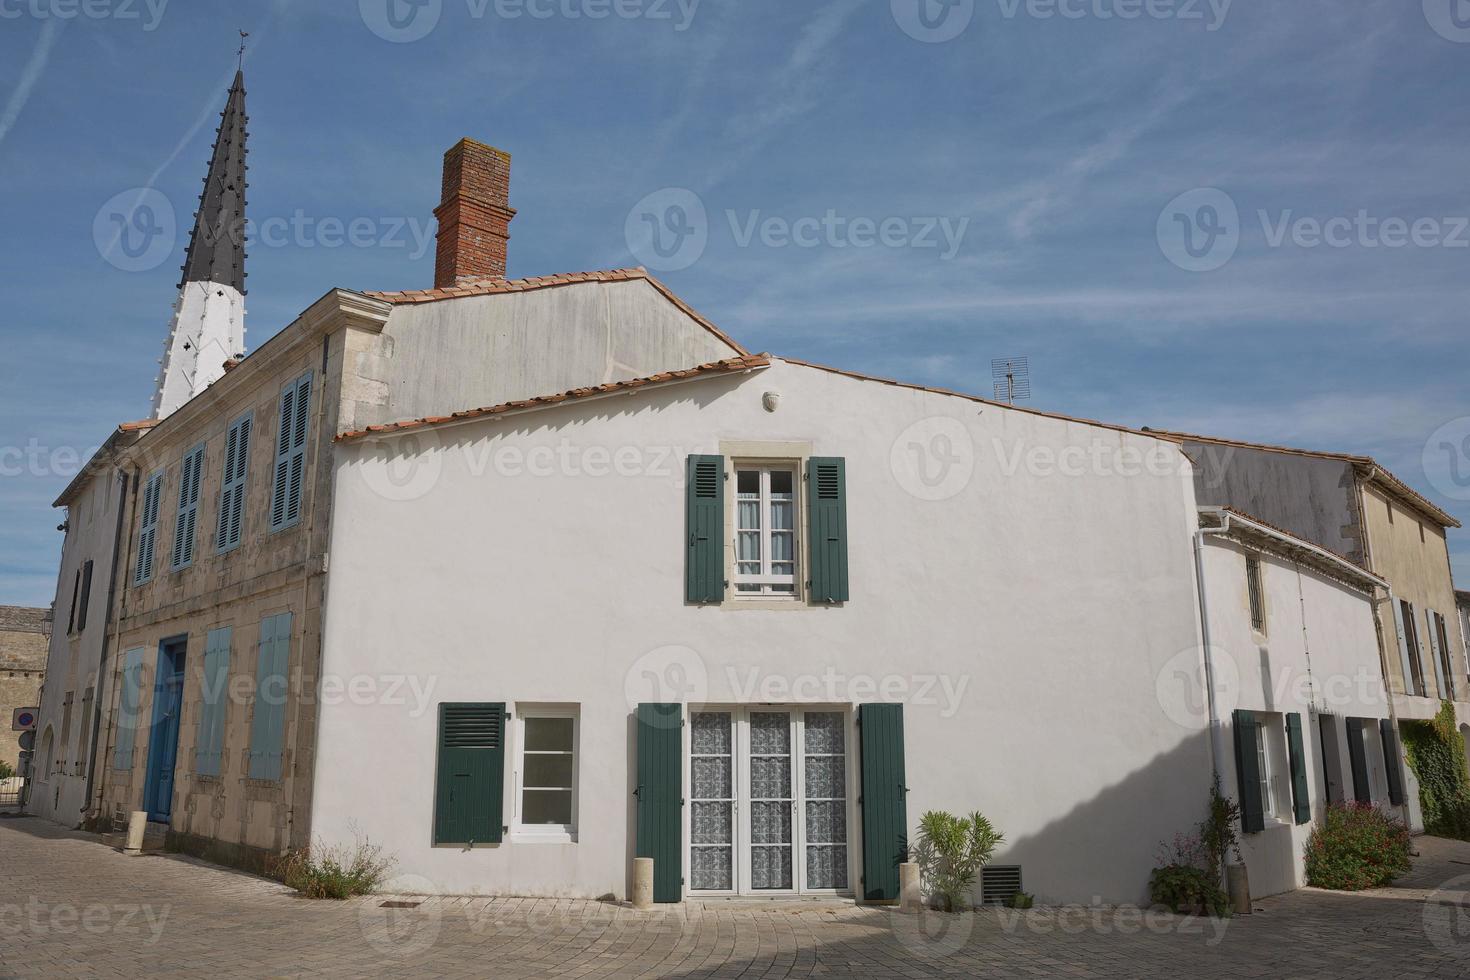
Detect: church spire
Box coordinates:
(152, 64, 250, 420)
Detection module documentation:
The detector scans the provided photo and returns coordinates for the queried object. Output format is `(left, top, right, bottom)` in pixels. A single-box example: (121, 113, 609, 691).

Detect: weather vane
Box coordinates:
(237, 30, 249, 69)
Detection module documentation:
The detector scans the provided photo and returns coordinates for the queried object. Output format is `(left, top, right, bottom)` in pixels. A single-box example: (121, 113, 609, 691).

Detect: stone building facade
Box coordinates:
(0, 606, 50, 771)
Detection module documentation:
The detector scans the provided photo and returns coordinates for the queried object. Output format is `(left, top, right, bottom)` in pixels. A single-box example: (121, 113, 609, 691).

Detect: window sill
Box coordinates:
(721, 597, 807, 612)
(510, 830, 577, 845)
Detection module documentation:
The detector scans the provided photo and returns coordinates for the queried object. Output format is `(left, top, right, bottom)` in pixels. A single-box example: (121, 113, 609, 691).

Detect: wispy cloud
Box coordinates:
(0, 19, 64, 148)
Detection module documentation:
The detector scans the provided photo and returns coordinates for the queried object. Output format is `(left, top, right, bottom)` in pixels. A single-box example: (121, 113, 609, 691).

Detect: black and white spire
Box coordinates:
(152, 68, 249, 420)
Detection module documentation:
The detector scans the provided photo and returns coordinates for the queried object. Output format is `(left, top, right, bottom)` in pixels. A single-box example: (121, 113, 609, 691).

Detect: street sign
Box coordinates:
(12, 707, 38, 732)
(18, 731, 35, 752)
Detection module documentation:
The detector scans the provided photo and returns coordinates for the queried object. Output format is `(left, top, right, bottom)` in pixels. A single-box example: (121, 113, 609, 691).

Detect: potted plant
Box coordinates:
(910, 810, 1004, 912)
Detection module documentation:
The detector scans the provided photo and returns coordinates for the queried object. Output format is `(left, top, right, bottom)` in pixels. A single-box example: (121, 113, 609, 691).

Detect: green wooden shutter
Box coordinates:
(194, 627, 232, 777)
(247, 613, 291, 781)
(859, 703, 908, 902)
(217, 412, 252, 553)
(1285, 712, 1311, 824)
(172, 444, 205, 570)
(807, 458, 849, 603)
(76, 560, 93, 632)
(1380, 719, 1405, 806)
(1345, 718, 1371, 804)
(635, 703, 683, 902)
(434, 703, 506, 845)
(112, 648, 146, 770)
(135, 472, 163, 584)
(1232, 709, 1264, 833)
(685, 456, 724, 604)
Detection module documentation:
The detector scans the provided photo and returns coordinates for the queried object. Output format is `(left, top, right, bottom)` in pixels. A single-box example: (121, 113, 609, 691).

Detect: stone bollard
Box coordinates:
(124, 811, 147, 856)
(1227, 863, 1251, 915)
(899, 862, 922, 914)
(632, 857, 654, 909)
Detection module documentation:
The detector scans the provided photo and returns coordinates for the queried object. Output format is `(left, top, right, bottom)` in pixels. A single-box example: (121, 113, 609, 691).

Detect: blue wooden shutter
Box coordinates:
(807, 458, 849, 603)
(635, 703, 683, 902)
(1380, 719, 1405, 806)
(112, 648, 146, 770)
(1285, 712, 1311, 824)
(171, 445, 205, 570)
(859, 703, 908, 902)
(1232, 709, 1265, 833)
(1426, 609, 1448, 700)
(434, 703, 506, 845)
(217, 413, 252, 553)
(271, 373, 311, 531)
(248, 613, 291, 780)
(685, 456, 724, 603)
(194, 627, 232, 776)
(1345, 718, 1371, 804)
(134, 472, 163, 584)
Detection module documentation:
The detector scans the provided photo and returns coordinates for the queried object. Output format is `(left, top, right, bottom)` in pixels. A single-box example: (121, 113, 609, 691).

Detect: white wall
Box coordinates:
(1202, 536, 1391, 897)
(30, 467, 123, 825)
(314, 359, 1213, 904)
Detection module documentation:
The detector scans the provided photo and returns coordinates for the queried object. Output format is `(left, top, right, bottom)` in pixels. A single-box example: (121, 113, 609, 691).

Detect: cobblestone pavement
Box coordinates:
(3, 816, 1470, 978)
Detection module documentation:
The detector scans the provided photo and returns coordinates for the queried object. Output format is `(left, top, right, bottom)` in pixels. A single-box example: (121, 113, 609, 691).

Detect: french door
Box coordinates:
(689, 708, 852, 895)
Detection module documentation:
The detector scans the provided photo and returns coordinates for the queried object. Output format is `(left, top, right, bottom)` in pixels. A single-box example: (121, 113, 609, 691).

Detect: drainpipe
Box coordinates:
(1192, 509, 1234, 787)
(82, 467, 131, 816)
(92, 464, 142, 822)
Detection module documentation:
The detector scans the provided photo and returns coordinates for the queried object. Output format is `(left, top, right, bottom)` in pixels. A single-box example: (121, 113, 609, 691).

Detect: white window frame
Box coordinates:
(511, 706, 579, 842)
(685, 707, 855, 897)
(732, 463, 800, 598)
(1254, 722, 1274, 819)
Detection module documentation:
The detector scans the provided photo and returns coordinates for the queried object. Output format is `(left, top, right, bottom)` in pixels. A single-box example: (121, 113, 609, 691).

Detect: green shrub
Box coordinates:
(1401, 702, 1470, 840)
(910, 810, 1004, 912)
(0, 760, 15, 782)
(1005, 892, 1034, 910)
(275, 837, 394, 899)
(1303, 802, 1411, 891)
(1148, 864, 1231, 918)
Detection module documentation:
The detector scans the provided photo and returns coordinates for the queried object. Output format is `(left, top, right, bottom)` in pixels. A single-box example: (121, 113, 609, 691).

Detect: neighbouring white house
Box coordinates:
(1196, 508, 1400, 898)
(313, 352, 1219, 905)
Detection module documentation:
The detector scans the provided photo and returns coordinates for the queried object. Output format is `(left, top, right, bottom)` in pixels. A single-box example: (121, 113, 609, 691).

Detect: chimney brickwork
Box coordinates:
(434, 138, 515, 287)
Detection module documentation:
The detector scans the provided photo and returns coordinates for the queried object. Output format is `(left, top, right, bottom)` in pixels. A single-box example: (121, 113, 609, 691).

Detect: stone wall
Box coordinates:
(0, 606, 50, 770)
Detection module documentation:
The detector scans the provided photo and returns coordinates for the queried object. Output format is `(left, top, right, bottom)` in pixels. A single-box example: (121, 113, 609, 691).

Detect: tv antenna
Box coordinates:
(991, 356, 1031, 404)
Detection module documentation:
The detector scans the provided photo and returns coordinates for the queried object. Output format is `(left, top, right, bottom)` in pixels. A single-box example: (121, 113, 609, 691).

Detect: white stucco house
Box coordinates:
(313, 351, 1221, 905)
(1194, 508, 1400, 898)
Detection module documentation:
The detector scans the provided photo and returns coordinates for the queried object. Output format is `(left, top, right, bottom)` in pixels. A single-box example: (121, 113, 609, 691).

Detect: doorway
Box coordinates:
(687, 707, 854, 896)
(142, 637, 187, 823)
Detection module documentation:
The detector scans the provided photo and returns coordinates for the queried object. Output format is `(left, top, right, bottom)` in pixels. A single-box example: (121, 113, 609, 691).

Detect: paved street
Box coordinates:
(2, 815, 1470, 979)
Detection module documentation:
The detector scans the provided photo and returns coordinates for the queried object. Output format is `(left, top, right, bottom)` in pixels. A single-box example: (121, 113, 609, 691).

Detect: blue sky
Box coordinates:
(1, 0, 1466, 605)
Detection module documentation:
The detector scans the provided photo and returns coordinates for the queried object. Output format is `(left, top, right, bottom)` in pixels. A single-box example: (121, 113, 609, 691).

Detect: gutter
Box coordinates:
(82, 467, 130, 813)
(1192, 515, 1233, 788)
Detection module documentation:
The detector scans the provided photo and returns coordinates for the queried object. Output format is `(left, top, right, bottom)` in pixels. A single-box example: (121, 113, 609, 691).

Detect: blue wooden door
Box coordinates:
(143, 639, 186, 822)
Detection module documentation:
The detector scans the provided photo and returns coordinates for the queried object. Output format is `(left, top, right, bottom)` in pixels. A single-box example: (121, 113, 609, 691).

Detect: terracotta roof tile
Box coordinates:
(337, 354, 771, 442)
(363, 267, 747, 355)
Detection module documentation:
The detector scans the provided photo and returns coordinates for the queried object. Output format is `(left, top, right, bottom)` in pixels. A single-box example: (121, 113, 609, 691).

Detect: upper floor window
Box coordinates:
(270, 372, 313, 532)
(134, 471, 164, 585)
(735, 466, 797, 596)
(76, 560, 93, 632)
(217, 412, 253, 553)
(1245, 556, 1265, 632)
(171, 444, 206, 571)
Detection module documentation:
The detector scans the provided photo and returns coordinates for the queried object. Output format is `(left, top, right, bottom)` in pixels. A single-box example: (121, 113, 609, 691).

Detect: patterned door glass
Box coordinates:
(803, 712, 848, 889)
(690, 712, 734, 890)
(750, 711, 794, 889)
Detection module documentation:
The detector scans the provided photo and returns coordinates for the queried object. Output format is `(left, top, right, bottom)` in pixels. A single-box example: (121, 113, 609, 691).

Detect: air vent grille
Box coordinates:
(442, 705, 502, 749)
(981, 865, 1023, 905)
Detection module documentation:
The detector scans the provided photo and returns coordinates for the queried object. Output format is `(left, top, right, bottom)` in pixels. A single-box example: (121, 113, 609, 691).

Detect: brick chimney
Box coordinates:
(433, 138, 516, 287)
